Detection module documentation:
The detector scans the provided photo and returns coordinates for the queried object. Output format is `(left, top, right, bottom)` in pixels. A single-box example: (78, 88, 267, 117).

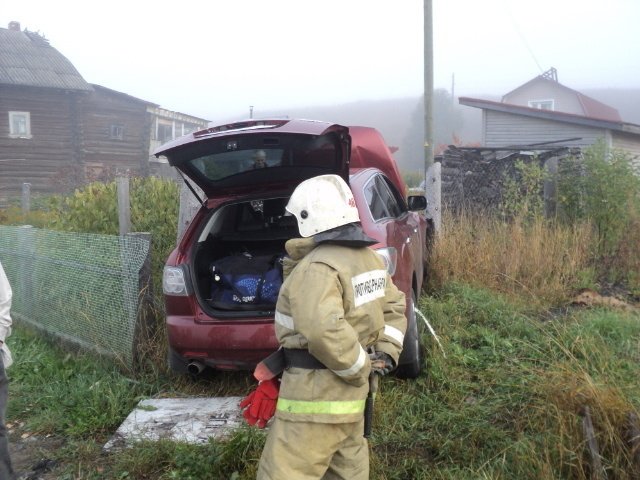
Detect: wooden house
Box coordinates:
(1, 21, 94, 198)
(0, 21, 208, 202)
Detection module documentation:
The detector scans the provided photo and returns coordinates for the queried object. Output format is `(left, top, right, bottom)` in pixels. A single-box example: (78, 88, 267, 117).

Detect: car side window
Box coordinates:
(375, 176, 402, 218)
(380, 176, 408, 216)
(364, 177, 389, 220)
(364, 174, 405, 221)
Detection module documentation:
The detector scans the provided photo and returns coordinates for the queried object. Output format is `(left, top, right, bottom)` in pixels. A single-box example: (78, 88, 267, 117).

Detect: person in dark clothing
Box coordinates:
(0, 261, 15, 480)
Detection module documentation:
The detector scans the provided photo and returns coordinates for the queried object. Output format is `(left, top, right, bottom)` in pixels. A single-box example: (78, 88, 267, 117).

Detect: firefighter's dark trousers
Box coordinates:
(0, 355, 14, 480)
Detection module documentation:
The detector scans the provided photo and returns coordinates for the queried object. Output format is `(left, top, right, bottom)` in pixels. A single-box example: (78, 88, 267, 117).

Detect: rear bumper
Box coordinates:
(166, 314, 279, 371)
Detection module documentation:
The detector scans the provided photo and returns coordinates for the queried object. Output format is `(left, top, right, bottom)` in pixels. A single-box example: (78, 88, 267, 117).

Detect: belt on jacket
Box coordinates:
(283, 348, 327, 369)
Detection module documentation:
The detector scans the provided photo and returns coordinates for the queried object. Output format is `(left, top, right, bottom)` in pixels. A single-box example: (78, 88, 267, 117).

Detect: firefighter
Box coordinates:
(242, 174, 407, 479)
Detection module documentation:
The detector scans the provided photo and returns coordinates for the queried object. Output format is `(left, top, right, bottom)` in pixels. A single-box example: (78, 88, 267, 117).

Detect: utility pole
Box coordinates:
(424, 0, 434, 169)
(451, 73, 455, 106)
(249, 106, 254, 119)
(424, 0, 441, 233)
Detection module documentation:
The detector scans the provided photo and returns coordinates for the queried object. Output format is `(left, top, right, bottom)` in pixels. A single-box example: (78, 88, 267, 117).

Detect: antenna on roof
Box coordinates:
(541, 67, 558, 82)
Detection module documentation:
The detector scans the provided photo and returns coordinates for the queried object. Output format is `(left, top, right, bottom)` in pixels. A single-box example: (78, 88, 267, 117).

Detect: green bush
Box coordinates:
(557, 142, 640, 287)
(558, 142, 640, 252)
(48, 176, 180, 301)
(501, 159, 548, 221)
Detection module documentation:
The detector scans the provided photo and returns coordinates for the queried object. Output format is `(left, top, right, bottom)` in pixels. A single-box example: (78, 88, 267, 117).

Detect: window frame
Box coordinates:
(109, 124, 124, 140)
(156, 121, 174, 143)
(8, 111, 32, 138)
(363, 173, 407, 222)
(528, 99, 554, 111)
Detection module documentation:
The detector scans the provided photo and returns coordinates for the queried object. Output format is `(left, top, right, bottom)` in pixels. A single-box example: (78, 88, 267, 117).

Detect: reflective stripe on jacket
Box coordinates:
(274, 237, 406, 424)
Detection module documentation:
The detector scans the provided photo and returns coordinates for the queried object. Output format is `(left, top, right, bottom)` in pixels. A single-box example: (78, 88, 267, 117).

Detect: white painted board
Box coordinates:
(104, 397, 244, 451)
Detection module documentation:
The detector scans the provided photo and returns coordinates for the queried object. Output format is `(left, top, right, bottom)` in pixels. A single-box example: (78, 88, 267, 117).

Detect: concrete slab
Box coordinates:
(104, 396, 244, 451)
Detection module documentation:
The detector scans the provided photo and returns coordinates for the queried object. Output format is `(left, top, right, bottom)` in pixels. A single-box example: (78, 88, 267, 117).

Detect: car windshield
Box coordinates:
(186, 133, 341, 182)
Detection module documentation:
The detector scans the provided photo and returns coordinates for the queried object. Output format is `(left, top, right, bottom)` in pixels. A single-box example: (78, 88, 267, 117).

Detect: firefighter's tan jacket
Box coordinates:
(274, 236, 406, 424)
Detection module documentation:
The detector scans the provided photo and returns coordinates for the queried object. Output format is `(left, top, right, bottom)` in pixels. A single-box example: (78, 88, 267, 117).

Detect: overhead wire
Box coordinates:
(499, 0, 545, 74)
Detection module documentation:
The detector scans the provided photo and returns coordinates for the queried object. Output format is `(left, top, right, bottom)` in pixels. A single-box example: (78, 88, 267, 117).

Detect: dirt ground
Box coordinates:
(8, 425, 64, 480)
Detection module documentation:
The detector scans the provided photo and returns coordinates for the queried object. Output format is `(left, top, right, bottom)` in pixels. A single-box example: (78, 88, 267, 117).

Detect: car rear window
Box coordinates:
(186, 133, 341, 182)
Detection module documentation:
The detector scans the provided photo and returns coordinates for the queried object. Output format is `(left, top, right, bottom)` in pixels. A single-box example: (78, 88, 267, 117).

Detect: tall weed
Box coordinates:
(429, 210, 594, 307)
(0, 193, 61, 228)
(528, 309, 640, 479)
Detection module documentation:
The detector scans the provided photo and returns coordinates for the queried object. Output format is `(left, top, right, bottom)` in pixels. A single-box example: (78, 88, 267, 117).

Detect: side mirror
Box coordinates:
(407, 195, 427, 211)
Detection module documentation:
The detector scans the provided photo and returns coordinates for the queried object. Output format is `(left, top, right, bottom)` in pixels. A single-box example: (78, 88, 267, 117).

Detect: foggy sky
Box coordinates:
(2, 0, 639, 123)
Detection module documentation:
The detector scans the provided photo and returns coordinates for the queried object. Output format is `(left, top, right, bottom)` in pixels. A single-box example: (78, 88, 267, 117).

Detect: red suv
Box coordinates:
(155, 119, 430, 379)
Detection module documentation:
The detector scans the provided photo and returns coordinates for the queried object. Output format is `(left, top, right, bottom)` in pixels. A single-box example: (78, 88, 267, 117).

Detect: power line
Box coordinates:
(500, 0, 544, 74)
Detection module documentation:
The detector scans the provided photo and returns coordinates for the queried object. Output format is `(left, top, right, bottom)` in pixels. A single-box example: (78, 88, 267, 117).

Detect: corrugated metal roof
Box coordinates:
(0, 27, 92, 91)
(459, 96, 640, 136)
(576, 92, 621, 123)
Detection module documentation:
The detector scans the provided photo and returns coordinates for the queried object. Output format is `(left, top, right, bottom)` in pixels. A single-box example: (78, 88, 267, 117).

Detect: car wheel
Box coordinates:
(395, 289, 424, 379)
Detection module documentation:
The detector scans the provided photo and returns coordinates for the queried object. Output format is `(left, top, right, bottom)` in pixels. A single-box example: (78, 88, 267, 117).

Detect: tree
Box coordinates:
(399, 89, 464, 172)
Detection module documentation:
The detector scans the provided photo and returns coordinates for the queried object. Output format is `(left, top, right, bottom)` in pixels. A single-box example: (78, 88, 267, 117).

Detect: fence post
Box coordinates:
(117, 176, 131, 236)
(425, 162, 442, 234)
(21, 183, 31, 215)
(127, 232, 154, 367)
(544, 157, 559, 218)
(17, 225, 35, 320)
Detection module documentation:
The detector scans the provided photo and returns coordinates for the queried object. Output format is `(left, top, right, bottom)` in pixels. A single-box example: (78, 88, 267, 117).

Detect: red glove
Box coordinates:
(239, 378, 280, 428)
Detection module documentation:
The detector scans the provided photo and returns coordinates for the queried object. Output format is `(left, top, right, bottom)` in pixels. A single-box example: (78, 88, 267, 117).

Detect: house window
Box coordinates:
(157, 123, 173, 143)
(9, 111, 32, 138)
(528, 99, 554, 111)
(183, 124, 199, 136)
(110, 124, 124, 140)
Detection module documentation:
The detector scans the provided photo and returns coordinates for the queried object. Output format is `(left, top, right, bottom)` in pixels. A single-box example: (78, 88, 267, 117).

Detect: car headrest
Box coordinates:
(263, 198, 287, 218)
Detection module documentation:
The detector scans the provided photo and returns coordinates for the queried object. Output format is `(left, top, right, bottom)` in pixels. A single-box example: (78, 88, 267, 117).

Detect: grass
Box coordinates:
(368, 284, 640, 480)
(5, 182, 639, 477)
(8, 283, 640, 479)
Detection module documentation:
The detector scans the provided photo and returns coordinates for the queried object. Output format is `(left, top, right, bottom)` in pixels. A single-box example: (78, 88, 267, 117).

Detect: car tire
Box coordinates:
(395, 289, 424, 379)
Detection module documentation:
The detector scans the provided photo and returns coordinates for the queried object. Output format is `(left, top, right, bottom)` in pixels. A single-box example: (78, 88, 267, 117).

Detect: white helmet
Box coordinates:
(286, 174, 360, 237)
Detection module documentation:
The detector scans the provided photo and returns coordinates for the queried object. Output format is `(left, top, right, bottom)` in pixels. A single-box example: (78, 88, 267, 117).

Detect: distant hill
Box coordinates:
(249, 88, 640, 173)
(262, 97, 418, 151)
(260, 97, 422, 173)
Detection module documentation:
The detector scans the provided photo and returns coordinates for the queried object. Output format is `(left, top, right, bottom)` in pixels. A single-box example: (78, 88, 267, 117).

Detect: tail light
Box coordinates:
(375, 247, 397, 276)
(163, 265, 191, 296)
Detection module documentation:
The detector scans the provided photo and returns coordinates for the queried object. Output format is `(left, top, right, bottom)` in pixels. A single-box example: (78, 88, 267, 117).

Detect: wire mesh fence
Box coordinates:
(0, 225, 151, 367)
